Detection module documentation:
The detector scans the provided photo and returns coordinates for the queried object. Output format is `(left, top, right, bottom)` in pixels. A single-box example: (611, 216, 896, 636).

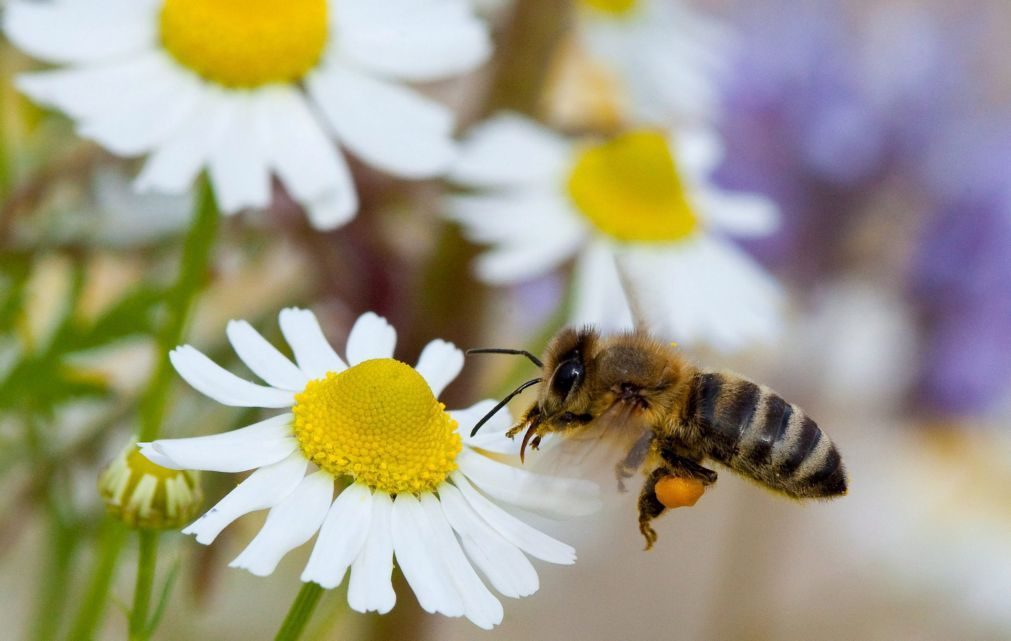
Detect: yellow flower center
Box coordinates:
(159, 0, 328, 88)
(581, 0, 638, 17)
(567, 130, 698, 243)
(292, 359, 462, 495)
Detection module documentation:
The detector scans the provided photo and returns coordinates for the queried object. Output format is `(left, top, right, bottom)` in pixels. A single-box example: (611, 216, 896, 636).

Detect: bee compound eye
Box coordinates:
(551, 360, 584, 397)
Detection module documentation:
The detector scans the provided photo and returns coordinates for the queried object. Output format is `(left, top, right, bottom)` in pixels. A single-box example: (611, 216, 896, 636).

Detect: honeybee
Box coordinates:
(469, 327, 848, 549)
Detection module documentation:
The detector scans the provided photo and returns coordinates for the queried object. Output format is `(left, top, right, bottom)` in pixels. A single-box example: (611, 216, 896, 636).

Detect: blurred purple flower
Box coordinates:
(713, 1, 885, 276)
(910, 165, 1011, 417)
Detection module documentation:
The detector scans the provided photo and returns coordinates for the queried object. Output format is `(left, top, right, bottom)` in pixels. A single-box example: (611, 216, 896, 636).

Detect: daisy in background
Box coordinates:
(140, 308, 600, 629)
(545, 0, 735, 130)
(446, 113, 782, 351)
(4, 0, 490, 230)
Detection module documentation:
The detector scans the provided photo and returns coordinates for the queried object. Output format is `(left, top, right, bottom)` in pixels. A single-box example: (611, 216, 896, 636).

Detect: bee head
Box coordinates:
(534, 326, 601, 433)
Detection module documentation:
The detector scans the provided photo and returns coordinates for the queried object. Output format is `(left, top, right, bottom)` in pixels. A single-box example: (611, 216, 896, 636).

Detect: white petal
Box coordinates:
(208, 95, 272, 213)
(277, 308, 347, 379)
(449, 113, 570, 188)
(226, 320, 308, 392)
(445, 191, 581, 245)
(253, 87, 359, 228)
(170, 346, 296, 408)
(3, 0, 157, 65)
(415, 339, 463, 398)
(134, 85, 234, 194)
(307, 63, 456, 178)
(444, 192, 586, 285)
(391, 494, 465, 617)
(473, 232, 586, 285)
(230, 471, 333, 577)
(420, 494, 503, 629)
(456, 400, 519, 454)
(301, 484, 373, 589)
(348, 492, 396, 614)
(695, 190, 780, 238)
(345, 312, 397, 365)
(304, 189, 358, 231)
(619, 238, 783, 351)
(457, 449, 601, 518)
(335, 0, 491, 82)
(438, 482, 538, 598)
(135, 443, 176, 469)
(182, 451, 307, 544)
(673, 128, 724, 178)
(451, 472, 575, 564)
(569, 241, 635, 333)
(74, 58, 205, 157)
(140, 414, 296, 473)
(16, 51, 175, 121)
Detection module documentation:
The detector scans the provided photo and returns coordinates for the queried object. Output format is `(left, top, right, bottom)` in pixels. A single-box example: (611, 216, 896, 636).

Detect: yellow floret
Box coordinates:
(160, 0, 328, 88)
(292, 359, 462, 495)
(567, 130, 699, 243)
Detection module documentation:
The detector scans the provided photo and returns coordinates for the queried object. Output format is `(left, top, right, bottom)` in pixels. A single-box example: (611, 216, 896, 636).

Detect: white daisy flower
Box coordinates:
(139, 308, 599, 629)
(446, 113, 783, 351)
(549, 0, 735, 128)
(3, 0, 490, 230)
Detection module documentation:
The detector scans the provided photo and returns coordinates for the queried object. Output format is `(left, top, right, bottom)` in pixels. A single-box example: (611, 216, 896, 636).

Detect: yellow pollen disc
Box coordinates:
(567, 130, 699, 243)
(160, 0, 328, 88)
(581, 0, 638, 17)
(292, 359, 462, 495)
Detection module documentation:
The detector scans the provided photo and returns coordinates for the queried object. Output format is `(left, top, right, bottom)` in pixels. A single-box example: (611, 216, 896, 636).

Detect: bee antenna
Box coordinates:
(466, 347, 543, 369)
(469, 378, 543, 437)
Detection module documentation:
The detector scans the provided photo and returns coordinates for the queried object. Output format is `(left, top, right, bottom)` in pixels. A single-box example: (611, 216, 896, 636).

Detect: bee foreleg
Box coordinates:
(615, 432, 654, 492)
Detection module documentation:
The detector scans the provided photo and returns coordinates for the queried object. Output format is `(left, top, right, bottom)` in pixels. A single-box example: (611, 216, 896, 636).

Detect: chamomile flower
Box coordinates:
(4, 0, 490, 230)
(446, 113, 783, 351)
(140, 309, 599, 629)
(547, 0, 735, 129)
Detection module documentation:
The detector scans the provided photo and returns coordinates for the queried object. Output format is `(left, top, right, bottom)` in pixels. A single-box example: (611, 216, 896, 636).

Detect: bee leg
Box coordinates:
(615, 432, 654, 492)
(637, 457, 718, 550)
(656, 440, 719, 486)
(637, 467, 669, 550)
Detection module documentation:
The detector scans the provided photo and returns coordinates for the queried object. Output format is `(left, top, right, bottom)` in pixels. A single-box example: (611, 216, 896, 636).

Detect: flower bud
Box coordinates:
(98, 442, 202, 529)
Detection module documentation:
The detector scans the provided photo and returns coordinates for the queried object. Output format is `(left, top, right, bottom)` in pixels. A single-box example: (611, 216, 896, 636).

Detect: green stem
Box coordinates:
(137, 175, 220, 442)
(64, 520, 128, 641)
(124, 176, 218, 640)
(128, 531, 159, 641)
(274, 583, 324, 641)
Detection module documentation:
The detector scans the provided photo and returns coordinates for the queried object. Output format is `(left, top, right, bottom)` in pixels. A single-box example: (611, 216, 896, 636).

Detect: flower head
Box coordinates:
(140, 309, 599, 628)
(545, 0, 735, 129)
(99, 440, 202, 529)
(447, 113, 782, 351)
(4, 0, 490, 229)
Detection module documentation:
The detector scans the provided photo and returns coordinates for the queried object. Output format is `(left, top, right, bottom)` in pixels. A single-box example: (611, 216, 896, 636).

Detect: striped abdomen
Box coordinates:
(684, 372, 847, 499)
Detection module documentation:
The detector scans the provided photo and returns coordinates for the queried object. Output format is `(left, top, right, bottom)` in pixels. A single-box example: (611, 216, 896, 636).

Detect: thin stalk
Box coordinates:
(127, 531, 159, 641)
(137, 175, 220, 442)
(125, 176, 218, 640)
(64, 520, 128, 641)
(274, 583, 324, 641)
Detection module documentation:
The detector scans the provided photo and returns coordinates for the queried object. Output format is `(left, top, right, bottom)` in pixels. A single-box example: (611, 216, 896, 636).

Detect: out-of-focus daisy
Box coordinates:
(446, 113, 782, 351)
(140, 309, 599, 629)
(4, 0, 490, 230)
(546, 0, 734, 130)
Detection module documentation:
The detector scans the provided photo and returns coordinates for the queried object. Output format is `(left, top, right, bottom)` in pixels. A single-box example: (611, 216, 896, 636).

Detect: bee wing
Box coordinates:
(524, 405, 655, 504)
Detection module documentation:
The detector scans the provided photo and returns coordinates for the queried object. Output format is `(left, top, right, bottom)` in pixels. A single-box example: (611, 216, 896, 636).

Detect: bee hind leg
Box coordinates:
(637, 459, 718, 551)
(637, 468, 668, 550)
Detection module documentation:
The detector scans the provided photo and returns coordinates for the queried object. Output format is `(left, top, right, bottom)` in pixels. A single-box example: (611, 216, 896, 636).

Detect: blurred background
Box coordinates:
(1, 0, 1010, 639)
